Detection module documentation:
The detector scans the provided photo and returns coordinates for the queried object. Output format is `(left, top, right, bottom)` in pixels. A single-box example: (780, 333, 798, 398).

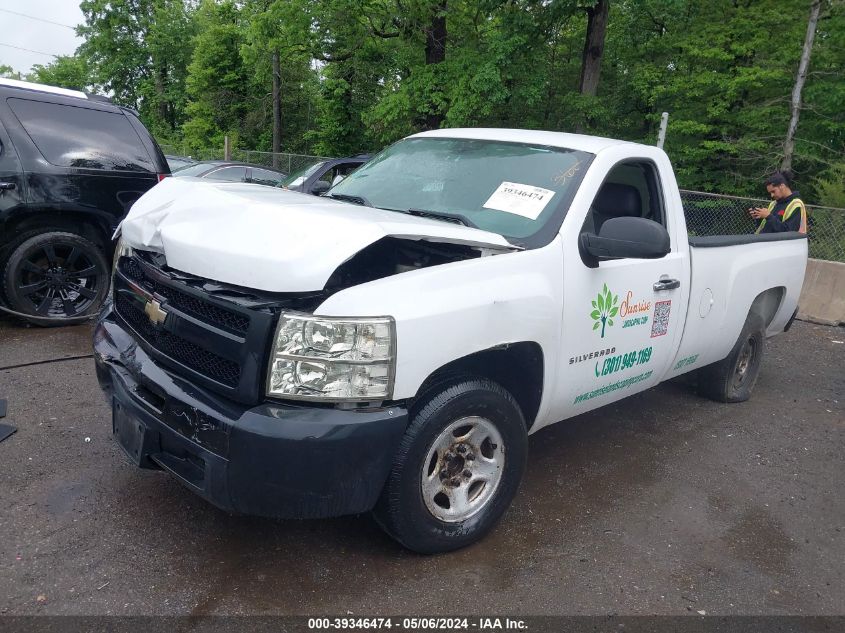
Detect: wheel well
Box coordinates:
(749, 286, 785, 329)
(2, 212, 113, 254)
(413, 342, 545, 430)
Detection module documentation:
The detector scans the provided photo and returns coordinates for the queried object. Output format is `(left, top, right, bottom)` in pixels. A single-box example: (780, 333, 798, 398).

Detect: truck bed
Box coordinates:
(670, 232, 808, 374)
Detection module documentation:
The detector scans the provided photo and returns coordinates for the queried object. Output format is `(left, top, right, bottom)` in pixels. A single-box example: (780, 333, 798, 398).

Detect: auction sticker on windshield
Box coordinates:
(483, 181, 555, 219)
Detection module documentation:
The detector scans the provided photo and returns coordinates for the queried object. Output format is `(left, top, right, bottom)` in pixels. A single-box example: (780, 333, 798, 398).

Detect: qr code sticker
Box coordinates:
(651, 300, 672, 338)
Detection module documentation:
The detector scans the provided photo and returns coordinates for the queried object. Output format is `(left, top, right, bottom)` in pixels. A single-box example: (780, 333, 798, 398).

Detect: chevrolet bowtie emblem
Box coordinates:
(144, 299, 168, 326)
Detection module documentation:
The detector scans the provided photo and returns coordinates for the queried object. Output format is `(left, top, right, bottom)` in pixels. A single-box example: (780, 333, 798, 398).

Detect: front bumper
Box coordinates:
(93, 309, 408, 519)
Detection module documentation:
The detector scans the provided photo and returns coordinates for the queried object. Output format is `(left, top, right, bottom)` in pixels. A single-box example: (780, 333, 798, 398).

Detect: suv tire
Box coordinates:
(3, 231, 109, 326)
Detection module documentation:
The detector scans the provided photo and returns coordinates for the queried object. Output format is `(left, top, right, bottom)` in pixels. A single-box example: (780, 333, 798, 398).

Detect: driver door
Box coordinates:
(552, 159, 689, 420)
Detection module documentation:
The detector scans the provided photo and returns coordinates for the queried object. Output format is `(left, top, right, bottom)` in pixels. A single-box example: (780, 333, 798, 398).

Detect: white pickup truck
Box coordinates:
(94, 129, 807, 553)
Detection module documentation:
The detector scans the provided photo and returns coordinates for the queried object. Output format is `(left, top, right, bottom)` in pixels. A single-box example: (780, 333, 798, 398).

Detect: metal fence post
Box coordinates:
(657, 112, 669, 149)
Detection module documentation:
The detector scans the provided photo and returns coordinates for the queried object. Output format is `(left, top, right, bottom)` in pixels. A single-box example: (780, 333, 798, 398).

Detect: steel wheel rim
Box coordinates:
(421, 416, 505, 523)
(733, 337, 757, 389)
(15, 242, 102, 317)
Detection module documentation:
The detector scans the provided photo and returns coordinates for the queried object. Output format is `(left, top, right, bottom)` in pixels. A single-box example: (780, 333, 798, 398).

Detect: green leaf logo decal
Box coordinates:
(590, 283, 619, 338)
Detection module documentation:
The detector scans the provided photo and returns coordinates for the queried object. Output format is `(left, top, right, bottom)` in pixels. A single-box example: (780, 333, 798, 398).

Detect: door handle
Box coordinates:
(0, 182, 16, 191)
(653, 278, 680, 291)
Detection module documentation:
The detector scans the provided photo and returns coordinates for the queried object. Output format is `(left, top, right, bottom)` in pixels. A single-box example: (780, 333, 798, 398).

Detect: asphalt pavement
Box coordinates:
(0, 315, 843, 616)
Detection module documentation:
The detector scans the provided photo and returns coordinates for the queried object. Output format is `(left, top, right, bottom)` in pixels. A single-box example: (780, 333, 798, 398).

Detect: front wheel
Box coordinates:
(374, 378, 527, 553)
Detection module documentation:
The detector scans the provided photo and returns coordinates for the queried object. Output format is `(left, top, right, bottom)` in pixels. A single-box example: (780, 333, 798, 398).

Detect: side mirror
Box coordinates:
(579, 216, 670, 269)
(311, 181, 331, 196)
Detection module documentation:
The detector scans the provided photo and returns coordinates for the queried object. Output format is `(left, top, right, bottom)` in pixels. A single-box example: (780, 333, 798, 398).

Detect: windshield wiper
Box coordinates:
(405, 208, 477, 228)
(326, 193, 373, 207)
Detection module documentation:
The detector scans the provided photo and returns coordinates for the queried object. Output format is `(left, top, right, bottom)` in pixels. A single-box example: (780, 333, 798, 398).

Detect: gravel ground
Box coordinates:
(0, 316, 842, 617)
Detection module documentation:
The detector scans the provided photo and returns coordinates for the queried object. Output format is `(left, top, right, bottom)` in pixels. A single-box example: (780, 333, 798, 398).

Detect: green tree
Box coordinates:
(309, 0, 398, 154)
(241, 0, 317, 155)
(62, 0, 844, 209)
(182, 0, 249, 151)
(78, 0, 196, 136)
(27, 56, 94, 92)
(813, 163, 845, 208)
(78, 0, 152, 108)
(143, 0, 197, 136)
(0, 65, 22, 79)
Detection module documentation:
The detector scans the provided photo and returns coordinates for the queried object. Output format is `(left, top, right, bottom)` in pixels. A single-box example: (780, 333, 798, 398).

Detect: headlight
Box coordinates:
(110, 236, 134, 299)
(111, 235, 133, 278)
(267, 313, 395, 401)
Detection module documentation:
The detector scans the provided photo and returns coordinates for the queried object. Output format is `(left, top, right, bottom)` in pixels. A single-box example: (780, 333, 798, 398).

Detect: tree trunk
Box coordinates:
(782, 0, 821, 173)
(154, 64, 169, 127)
(423, 0, 447, 130)
(272, 50, 281, 169)
(578, 0, 610, 97)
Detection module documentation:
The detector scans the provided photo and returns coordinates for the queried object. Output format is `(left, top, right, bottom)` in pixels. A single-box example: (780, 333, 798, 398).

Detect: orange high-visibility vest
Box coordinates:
(756, 198, 807, 234)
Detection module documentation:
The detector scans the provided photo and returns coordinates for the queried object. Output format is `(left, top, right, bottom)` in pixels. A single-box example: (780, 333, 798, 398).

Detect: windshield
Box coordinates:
(329, 137, 593, 247)
(279, 161, 326, 188)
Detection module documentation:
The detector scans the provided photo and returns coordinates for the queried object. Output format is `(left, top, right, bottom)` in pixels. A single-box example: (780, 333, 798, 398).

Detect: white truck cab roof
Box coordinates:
(409, 127, 636, 155)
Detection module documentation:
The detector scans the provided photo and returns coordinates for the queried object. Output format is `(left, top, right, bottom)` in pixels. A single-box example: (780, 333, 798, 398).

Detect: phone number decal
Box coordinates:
(594, 346, 652, 378)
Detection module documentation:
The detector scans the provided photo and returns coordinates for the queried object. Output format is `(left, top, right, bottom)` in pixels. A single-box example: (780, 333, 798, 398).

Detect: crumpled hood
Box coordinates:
(120, 177, 517, 292)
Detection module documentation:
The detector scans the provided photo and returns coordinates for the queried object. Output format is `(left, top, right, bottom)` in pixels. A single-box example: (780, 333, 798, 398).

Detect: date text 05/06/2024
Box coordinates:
(307, 617, 528, 630)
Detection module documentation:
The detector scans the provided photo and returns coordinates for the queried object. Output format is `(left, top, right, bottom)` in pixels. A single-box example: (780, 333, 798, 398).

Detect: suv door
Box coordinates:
(0, 111, 26, 234)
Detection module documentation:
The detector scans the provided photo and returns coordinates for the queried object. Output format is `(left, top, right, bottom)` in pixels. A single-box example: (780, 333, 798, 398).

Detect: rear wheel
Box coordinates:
(697, 313, 765, 403)
(2, 232, 108, 326)
(374, 378, 527, 553)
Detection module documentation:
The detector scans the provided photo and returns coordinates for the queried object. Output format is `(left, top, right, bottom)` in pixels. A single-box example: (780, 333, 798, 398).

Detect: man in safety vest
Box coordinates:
(749, 172, 808, 234)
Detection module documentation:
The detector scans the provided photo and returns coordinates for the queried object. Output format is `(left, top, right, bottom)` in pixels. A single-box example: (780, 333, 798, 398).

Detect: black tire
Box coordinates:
(0, 228, 45, 305)
(374, 378, 528, 554)
(2, 231, 109, 326)
(697, 312, 765, 403)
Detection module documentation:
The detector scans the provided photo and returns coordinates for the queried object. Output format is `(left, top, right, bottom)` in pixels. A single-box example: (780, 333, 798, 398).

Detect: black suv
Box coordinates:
(0, 78, 169, 325)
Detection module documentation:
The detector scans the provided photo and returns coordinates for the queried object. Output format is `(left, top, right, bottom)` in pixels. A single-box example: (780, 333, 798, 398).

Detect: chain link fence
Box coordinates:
(229, 149, 331, 174)
(159, 144, 330, 175)
(680, 190, 845, 263)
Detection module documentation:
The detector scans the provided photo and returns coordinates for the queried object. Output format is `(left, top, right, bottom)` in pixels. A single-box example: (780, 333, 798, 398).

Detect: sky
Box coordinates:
(0, 1, 85, 75)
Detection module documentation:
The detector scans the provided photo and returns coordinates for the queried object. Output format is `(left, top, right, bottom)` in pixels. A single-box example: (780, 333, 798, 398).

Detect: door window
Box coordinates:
(328, 162, 363, 186)
(582, 161, 666, 235)
(8, 98, 155, 172)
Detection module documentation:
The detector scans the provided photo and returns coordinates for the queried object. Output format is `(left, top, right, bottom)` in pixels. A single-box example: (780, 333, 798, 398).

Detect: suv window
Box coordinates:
(315, 167, 334, 187)
(7, 98, 155, 172)
(328, 163, 363, 186)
